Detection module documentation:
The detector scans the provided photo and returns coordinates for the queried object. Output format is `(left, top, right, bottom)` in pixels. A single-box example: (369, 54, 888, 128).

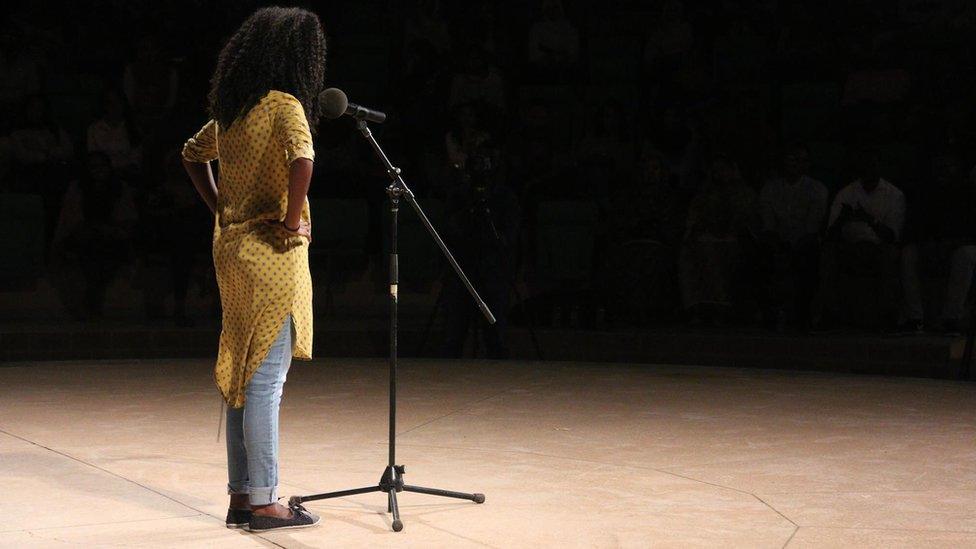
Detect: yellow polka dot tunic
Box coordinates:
(182, 90, 314, 408)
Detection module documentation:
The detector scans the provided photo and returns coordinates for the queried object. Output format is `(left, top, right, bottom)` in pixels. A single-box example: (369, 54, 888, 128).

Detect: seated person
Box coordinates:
(900, 150, 976, 333)
(819, 150, 905, 328)
(526, 0, 580, 76)
(86, 88, 143, 176)
(679, 153, 759, 325)
(604, 146, 685, 323)
(758, 143, 828, 330)
(50, 152, 138, 319)
(8, 94, 74, 247)
(137, 148, 214, 326)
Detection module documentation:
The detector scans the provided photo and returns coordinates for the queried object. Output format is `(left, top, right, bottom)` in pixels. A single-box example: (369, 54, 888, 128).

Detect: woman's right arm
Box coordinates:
(181, 119, 220, 215)
(182, 159, 218, 214)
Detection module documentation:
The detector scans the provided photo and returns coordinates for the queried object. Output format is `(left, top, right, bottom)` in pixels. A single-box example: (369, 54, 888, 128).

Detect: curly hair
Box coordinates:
(207, 6, 326, 133)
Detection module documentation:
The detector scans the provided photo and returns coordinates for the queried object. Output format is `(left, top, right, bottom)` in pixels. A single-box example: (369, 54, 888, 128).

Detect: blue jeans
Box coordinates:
(226, 314, 293, 505)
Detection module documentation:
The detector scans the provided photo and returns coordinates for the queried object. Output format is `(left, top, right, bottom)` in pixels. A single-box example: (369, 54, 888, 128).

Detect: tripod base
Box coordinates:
(288, 465, 485, 532)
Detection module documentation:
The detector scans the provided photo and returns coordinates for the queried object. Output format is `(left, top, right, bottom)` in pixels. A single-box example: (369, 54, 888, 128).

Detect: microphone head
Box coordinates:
(319, 88, 348, 120)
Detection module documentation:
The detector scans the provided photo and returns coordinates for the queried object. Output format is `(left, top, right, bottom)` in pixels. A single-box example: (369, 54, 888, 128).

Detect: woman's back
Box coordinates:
(182, 90, 314, 228)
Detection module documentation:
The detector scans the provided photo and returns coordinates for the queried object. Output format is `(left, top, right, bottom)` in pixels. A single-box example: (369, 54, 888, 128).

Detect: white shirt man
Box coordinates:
(828, 178, 906, 244)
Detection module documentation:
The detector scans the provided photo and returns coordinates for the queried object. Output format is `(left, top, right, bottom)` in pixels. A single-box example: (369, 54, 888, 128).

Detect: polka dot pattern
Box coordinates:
(182, 90, 315, 408)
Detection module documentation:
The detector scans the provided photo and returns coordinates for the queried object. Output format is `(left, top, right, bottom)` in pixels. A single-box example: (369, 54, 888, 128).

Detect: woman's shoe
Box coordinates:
(248, 502, 320, 532)
(225, 508, 253, 529)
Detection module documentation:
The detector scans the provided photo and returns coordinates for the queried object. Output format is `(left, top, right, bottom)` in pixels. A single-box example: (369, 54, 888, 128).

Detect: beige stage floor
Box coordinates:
(0, 358, 973, 548)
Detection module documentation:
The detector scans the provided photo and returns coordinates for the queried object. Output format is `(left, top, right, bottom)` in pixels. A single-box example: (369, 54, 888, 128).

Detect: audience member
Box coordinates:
(50, 152, 137, 319)
(137, 148, 213, 326)
(643, 0, 694, 77)
(457, 2, 510, 60)
(679, 153, 758, 325)
(123, 34, 179, 147)
(819, 150, 905, 328)
(604, 146, 685, 323)
(526, 0, 579, 77)
(403, 0, 451, 58)
(758, 143, 828, 330)
(900, 151, 976, 333)
(87, 88, 143, 176)
(713, 16, 766, 84)
(507, 99, 572, 186)
(0, 22, 41, 117)
(8, 94, 74, 185)
(8, 94, 75, 245)
(575, 99, 634, 176)
(448, 47, 506, 117)
(771, 1, 835, 80)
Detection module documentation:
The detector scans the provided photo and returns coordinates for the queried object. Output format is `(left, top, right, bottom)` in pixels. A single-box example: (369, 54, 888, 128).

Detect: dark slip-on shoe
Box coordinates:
(248, 503, 320, 532)
(226, 508, 253, 529)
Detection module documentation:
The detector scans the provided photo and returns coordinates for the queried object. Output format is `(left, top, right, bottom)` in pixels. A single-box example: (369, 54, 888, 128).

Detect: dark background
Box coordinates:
(2, 0, 976, 373)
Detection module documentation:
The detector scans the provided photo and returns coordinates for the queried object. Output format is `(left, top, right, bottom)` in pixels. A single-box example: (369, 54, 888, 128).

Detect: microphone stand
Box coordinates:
(289, 119, 495, 532)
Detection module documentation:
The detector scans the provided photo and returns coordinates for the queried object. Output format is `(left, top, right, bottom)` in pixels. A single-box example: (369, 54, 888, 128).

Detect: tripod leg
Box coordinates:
(289, 485, 383, 505)
(403, 484, 485, 503)
(389, 489, 403, 532)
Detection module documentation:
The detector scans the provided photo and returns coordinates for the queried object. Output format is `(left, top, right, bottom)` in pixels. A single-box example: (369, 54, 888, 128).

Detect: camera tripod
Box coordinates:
(289, 119, 495, 532)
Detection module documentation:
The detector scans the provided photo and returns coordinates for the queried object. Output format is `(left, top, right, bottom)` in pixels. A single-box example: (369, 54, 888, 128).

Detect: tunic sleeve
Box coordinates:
(273, 95, 315, 165)
(182, 119, 219, 163)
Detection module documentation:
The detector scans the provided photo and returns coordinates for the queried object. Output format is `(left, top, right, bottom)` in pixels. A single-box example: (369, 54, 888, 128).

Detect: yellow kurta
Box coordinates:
(181, 90, 314, 408)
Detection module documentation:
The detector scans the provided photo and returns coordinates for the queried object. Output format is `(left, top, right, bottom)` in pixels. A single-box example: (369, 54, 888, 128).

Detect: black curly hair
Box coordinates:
(207, 6, 326, 133)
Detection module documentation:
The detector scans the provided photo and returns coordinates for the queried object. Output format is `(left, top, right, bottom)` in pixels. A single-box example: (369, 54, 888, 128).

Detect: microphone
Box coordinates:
(319, 88, 386, 124)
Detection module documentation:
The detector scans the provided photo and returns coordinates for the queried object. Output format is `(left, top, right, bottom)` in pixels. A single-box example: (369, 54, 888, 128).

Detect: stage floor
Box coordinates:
(0, 358, 973, 548)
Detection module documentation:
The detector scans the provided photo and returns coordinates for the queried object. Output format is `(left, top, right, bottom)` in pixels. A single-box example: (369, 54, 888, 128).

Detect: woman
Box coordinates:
(181, 7, 325, 532)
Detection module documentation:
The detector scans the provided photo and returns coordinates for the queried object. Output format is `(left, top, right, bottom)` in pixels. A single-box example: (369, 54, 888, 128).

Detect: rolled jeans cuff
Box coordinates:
(248, 485, 278, 506)
(227, 482, 249, 495)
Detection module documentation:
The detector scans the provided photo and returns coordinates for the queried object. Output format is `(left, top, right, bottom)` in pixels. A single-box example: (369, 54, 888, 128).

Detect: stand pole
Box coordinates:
(289, 120, 491, 532)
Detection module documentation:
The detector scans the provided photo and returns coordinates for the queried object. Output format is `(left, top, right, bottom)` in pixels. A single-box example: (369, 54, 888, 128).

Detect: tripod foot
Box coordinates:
(473, 493, 486, 504)
(392, 519, 403, 532)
